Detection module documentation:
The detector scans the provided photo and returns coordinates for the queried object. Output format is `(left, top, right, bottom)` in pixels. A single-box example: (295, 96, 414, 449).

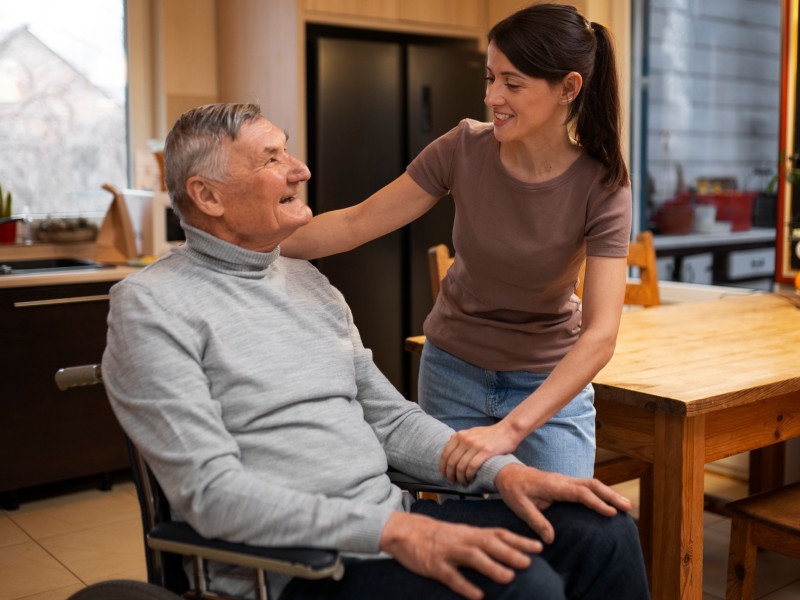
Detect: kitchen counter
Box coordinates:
(0, 264, 141, 289)
(0, 241, 143, 288)
(0, 266, 136, 504)
(653, 227, 775, 250)
(651, 228, 777, 288)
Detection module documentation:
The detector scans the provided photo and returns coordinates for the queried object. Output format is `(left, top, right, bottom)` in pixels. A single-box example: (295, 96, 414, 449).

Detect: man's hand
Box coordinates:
(439, 421, 522, 486)
(495, 464, 632, 544)
(379, 511, 542, 600)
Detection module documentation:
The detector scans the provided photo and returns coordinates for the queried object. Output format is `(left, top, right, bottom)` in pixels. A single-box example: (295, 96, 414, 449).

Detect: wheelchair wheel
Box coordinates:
(66, 580, 182, 600)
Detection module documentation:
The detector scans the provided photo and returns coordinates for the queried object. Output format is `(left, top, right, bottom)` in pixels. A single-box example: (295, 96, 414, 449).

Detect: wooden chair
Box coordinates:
(406, 231, 661, 355)
(725, 481, 800, 600)
(575, 230, 661, 307)
(404, 244, 452, 354)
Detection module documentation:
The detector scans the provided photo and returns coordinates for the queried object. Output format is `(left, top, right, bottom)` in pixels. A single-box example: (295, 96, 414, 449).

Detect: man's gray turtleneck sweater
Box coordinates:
(102, 224, 518, 596)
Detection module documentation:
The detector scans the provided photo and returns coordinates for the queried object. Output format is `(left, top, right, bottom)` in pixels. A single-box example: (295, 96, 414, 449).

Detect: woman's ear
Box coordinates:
(560, 72, 583, 104)
(185, 176, 225, 217)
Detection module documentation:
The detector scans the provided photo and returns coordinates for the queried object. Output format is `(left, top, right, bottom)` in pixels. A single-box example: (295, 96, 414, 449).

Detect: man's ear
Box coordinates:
(185, 176, 225, 217)
(560, 72, 583, 104)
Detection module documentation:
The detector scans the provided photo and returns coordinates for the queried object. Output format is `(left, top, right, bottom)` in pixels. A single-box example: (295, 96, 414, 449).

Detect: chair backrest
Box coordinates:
(426, 231, 660, 308)
(427, 244, 454, 302)
(576, 230, 661, 307)
(621, 230, 661, 307)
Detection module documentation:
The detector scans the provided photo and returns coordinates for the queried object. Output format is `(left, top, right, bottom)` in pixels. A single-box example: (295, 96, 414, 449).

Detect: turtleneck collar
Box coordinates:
(177, 223, 281, 278)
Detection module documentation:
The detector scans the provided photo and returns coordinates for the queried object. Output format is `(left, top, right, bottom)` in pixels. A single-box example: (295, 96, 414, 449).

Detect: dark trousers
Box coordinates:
(279, 499, 650, 600)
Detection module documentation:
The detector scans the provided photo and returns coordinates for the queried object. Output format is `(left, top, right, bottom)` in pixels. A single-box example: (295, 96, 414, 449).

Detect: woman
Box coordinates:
(281, 3, 631, 485)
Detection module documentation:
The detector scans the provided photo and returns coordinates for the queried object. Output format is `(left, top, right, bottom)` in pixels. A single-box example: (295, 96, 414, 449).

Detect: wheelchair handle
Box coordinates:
(55, 364, 103, 391)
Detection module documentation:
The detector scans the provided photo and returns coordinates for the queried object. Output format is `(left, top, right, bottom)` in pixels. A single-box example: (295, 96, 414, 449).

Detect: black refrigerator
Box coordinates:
(306, 27, 486, 397)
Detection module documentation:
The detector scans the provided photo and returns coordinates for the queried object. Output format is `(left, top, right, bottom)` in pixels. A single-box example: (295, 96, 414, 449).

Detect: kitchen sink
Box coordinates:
(0, 258, 112, 275)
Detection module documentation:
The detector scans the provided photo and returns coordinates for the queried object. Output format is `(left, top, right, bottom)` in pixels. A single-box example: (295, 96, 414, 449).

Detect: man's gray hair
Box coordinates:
(164, 103, 263, 215)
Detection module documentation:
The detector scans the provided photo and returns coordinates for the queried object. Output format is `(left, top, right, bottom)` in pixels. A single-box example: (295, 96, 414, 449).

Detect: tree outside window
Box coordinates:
(0, 0, 127, 219)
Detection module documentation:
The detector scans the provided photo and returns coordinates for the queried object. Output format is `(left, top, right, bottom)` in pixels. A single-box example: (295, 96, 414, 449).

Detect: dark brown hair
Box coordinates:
(488, 3, 629, 190)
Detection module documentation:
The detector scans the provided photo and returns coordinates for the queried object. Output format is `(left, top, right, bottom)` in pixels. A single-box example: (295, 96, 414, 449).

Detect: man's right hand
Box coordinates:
(378, 511, 542, 600)
(495, 464, 632, 545)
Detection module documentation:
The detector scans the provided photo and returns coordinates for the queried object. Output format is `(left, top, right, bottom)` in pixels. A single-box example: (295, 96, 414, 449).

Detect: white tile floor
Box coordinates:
(0, 479, 146, 600)
(1, 472, 798, 600)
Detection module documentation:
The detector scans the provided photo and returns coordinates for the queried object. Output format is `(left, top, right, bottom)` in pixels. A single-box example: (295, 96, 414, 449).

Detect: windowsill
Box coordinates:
(0, 241, 98, 262)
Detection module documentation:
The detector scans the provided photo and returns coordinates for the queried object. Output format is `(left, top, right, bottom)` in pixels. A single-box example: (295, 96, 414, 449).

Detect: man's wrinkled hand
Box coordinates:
(379, 511, 542, 600)
(495, 464, 632, 544)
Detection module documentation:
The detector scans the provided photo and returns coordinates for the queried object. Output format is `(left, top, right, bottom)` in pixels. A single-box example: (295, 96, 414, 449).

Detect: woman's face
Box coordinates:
(484, 42, 567, 144)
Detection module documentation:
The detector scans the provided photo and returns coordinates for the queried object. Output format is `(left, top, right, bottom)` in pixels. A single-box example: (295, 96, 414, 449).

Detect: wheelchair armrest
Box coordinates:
(147, 521, 343, 580)
(387, 468, 482, 497)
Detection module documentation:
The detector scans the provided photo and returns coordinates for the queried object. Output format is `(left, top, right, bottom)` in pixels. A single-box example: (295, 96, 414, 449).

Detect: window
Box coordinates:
(632, 0, 783, 289)
(0, 0, 127, 219)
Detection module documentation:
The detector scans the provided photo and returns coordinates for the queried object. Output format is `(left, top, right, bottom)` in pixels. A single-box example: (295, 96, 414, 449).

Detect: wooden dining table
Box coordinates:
(592, 291, 800, 600)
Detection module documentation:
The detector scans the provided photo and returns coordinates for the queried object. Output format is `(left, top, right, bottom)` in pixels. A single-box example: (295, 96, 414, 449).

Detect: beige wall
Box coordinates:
(161, 0, 218, 127)
(126, 0, 217, 178)
(126, 0, 164, 164)
(216, 0, 302, 155)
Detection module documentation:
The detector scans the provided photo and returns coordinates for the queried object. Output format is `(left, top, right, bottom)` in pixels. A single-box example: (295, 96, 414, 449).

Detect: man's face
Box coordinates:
(211, 117, 312, 252)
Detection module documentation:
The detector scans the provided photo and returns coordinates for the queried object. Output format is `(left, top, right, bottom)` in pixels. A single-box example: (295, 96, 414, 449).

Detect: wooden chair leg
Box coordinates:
(637, 467, 654, 585)
(726, 515, 758, 600)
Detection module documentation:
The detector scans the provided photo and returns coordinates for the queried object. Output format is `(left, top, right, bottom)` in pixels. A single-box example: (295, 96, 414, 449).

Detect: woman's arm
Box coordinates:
(281, 172, 441, 260)
(439, 255, 628, 485)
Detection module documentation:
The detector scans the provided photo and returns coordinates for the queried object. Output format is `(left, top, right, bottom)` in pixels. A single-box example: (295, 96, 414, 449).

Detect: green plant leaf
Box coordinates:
(0, 189, 10, 219)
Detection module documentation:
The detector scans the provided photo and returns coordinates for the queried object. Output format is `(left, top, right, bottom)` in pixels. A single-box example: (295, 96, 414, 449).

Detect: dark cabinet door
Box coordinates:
(310, 36, 406, 390)
(406, 43, 486, 350)
(0, 282, 129, 500)
(308, 31, 485, 396)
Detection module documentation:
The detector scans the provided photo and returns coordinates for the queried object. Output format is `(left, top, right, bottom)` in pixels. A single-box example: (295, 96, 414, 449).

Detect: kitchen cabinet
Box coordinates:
(308, 31, 485, 397)
(727, 247, 776, 281)
(303, 0, 484, 32)
(679, 252, 713, 285)
(653, 229, 777, 291)
(0, 280, 128, 509)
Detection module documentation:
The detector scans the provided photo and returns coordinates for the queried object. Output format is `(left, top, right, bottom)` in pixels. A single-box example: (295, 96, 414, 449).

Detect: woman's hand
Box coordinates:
(439, 421, 523, 486)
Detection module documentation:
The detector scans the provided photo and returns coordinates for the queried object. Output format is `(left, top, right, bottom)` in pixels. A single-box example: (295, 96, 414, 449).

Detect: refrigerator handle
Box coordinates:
(421, 85, 432, 132)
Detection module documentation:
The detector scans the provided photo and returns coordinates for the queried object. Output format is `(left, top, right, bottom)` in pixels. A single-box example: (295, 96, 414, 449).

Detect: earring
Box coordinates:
(561, 97, 573, 104)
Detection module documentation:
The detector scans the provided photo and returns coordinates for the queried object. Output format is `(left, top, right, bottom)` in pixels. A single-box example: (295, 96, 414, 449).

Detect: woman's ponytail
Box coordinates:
(574, 22, 629, 189)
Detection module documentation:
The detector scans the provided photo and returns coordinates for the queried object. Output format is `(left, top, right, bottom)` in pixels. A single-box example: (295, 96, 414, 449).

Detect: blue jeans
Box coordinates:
(279, 499, 650, 599)
(418, 342, 596, 478)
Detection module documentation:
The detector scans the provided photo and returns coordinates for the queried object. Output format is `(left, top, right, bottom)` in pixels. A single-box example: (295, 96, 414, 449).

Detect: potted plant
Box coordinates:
(766, 151, 800, 194)
(0, 183, 15, 244)
(752, 152, 800, 229)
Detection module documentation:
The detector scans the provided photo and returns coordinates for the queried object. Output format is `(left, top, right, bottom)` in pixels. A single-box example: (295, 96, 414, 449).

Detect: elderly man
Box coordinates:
(103, 103, 649, 600)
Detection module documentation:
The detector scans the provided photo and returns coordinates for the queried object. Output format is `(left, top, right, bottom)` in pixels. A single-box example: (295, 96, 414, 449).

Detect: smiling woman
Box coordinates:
(0, 0, 127, 219)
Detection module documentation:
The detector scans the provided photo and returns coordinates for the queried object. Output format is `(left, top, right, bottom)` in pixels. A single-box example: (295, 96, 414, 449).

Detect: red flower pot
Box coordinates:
(0, 221, 16, 244)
